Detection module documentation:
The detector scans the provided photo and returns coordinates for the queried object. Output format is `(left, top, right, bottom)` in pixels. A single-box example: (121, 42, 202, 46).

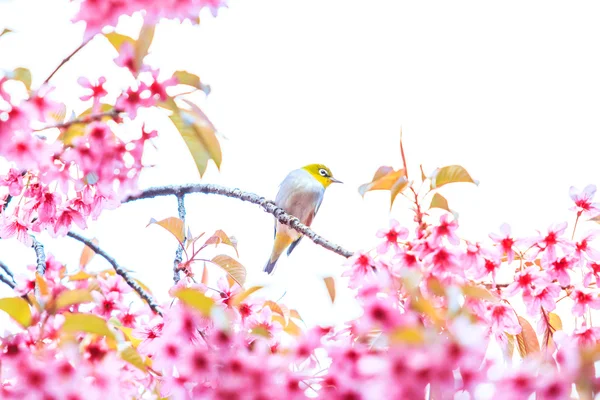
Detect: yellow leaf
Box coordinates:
(358, 167, 406, 197)
(505, 333, 515, 360)
(462, 284, 499, 302)
(431, 165, 477, 189)
(0, 28, 12, 38)
(390, 327, 425, 344)
(0, 297, 32, 327)
(36, 272, 49, 297)
(115, 325, 142, 348)
(56, 289, 93, 310)
(516, 316, 540, 357)
(412, 295, 442, 325)
(174, 288, 214, 316)
(48, 103, 66, 123)
(323, 277, 336, 303)
(79, 238, 99, 269)
(290, 309, 303, 322)
(103, 32, 135, 53)
(173, 70, 208, 93)
(134, 23, 155, 71)
(210, 255, 246, 286)
(548, 312, 562, 332)
(68, 270, 95, 281)
(57, 104, 113, 146)
(251, 326, 271, 338)
(13, 67, 32, 90)
(203, 230, 239, 256)
(147, 217, 185, 243)
(264, 300, 289, 326)
(230, 286, 263, 307)
(62, 313, 115, 340)
(169, 109, 222, 178)
(429, 193, 450, 212)
(120, 346, 147, 372)
(390, 174, 409, 208)
(283, 318, 302, 336)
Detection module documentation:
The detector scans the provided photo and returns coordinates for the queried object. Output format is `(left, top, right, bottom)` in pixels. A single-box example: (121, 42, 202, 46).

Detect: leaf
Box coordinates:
(203, 230, 239, 256)
(283, 318, 302, 336)
(462, 284, 499, 303)
(68, 270, 95, 281)
(431, 165, 476, 189)
(104, 32, 135, 53)
(147, 217, 185, 244)
(390, 174, 409, 209)
(323, 277, 336, 303)
(36, 272, 49, 297)
(55, 289, 93, 310)
(210, 255, 246, 286)
(0, 297, 32, 327)
(134, 23, 155, 71)
(264, 300, 290, 325)
(48, 103, 66, 123)
(390, 327, 425, 344)
(13, 67, 32, 90)
(412, 295, 442, 325)
(79, 238, 99, 269)
(230, 286, 263, 307)
(169, 109, 222, 177)
(115, 325, 143, 348)
(358, 167, 406, 197)
(173, 71, 210, 94)
(201, 263, 209, 285)
(429, 193, 450, 212)
(0, 28, 13, 38)
(506, 333, 515, 361)
(420, 164, 427, 182)
(174, 288, 214, 316)
(290, 309, 303, 321)
(516, 316, 540, 357)
(251, 326, 271, 338)
(548, 312, 562, 332)
(543, 312, 563, 350)
(62, 313, 115, 339)
(57, 103, 113, 145)
(120, 346, 147, 372)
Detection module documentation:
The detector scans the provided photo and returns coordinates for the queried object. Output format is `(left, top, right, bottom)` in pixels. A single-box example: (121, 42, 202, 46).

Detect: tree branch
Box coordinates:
(173, 194, 186, 284)
(66, 231, 162, 315)
(42, 36, 93, 86)
(35, 108, 122, 132)
(0, 260, 15, 283)
(0, 273, 15, 289)
(123, 184, 354, 259)
(31, 236, 46, 276)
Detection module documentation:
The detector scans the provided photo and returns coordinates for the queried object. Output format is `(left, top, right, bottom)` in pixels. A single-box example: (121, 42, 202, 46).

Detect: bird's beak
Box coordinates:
(330, 177, 343, 184)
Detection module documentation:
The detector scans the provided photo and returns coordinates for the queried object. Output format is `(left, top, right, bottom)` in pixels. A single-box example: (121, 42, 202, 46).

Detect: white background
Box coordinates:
(1, 0, 600, 327)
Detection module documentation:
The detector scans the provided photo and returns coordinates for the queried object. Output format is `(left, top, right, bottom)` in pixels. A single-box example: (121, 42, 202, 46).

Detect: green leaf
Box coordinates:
(169, 109, 222, 178)
(147, 217, 185, 243)
(62, 313, 116, 339)
(323, 277, 336, 303)
(429, 193, 450, 212)
(134, 23, 155, 71)
(56, 289, 93, 310)
(0, 297, 32, 327)
(431, 165, 476, 189)
(104, 32, 135, 53)
(174, 288, 214, 316)
(516, 316, 540, 357)
(210, 255, 246, 286)
(203, 229, 239, 256)
(13, 67, 32, 90)
(120, 346, 147, 371)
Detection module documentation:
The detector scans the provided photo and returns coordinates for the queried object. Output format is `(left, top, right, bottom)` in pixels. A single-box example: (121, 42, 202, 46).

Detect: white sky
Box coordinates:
(1, 0, 600, 327)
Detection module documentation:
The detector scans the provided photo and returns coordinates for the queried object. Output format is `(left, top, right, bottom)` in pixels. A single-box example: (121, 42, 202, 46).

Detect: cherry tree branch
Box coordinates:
(173, 194, 186, 284)
(66, 231, 162, 315)
(31, 236, 46, 276)
(35, 109, 122, 132)
(123, 184, 354, 259)
(0, 274, 15, 289)
(42, 36, 93, 86)
(0, 261, 15, 289)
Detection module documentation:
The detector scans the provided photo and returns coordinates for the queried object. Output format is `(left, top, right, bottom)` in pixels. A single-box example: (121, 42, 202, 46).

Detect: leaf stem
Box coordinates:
(42, 36, 93, 86)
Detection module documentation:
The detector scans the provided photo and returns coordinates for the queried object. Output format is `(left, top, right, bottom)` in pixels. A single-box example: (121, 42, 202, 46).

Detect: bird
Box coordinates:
(263, 164, 342, 275)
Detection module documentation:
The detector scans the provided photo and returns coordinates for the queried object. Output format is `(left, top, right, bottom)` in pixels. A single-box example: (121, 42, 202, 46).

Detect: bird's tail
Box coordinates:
(264, 232, 293, 275)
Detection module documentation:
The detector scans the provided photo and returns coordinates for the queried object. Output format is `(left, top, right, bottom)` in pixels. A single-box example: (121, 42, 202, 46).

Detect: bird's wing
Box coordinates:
(286, 191, 324, 256)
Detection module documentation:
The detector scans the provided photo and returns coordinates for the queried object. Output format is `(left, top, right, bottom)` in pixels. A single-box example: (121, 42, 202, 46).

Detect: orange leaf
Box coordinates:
(429, 193, 450, 212)
(147, 217, 185, 243)
(79, 238, 99, 269)
(516, 316, 540, 357)
(323, 277, 336, 303)
(210, 255, 246, 286)
(358, 167, 406, 197)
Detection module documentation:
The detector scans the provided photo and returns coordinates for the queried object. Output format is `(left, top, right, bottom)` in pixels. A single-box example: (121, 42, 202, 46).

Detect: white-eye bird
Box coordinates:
(264, 164, 342, 274)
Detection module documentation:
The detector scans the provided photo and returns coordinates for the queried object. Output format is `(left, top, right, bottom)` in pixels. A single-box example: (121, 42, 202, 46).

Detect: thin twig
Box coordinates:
(173, 194, 186, 284)
(66, 231, 162, 315)
(0, 260, 15, 282)
(31, 236, 46, 276)
(123, 184, 354, 258)
(0, 273, 15, 289)
(34, 109, 122, 132)
(42, 36, 93, 86)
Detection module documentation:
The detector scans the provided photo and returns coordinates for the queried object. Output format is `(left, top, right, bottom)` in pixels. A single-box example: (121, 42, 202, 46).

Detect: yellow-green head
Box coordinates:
(302, 164, 342, 188)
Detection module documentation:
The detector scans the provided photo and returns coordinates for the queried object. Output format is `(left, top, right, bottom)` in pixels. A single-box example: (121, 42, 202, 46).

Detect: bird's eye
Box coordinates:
(319, 168, 329, 177)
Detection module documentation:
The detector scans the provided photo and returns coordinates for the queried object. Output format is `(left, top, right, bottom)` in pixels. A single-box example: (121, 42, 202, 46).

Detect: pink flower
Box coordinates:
(489, 223, 518, 263)
(486, 303, 521, 335)
(569, 184, 600, 217)
(52, 206, 87, 236)
(572, 325, 600, 347)
(574, 231, 600, 264)
(584, 261, 600, 286)
(0, 213, 32, 246)
(376, 219, 408, 254)
(428, 214, 460, 247)
(115, 83, 155, 119)
(0, 168, 24, 196)
(391, 247, 420, 276)
(114, 42, 136, 73)
(570, 286, 600, 317)
(78, 76, 108, 104)
(423, 246, 463, 282)
(523, 280, 561, 315)
(536, 373, 571, 400)
(146, 69, 177, 101)
(545, 255, 575, 286)
(503, 266, 546, 297)
(342, 252, 376, 289)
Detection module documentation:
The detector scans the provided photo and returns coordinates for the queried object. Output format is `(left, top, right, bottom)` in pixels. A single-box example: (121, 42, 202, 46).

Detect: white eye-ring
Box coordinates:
(319, 168, 329, 177)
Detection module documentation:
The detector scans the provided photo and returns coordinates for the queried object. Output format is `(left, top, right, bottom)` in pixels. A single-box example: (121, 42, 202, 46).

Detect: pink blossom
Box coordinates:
(503, 266, 547, 297)
(115, 83, 155, 119)
(545, 255, 575, 286)
(572, 325, 600, 347)
(52, 206, 87, 236)
(0, 168, 24, 196)
(569, 184, 600, 217)
(375, 219, 408, 254)
(532, 222, 575, 259)
(146, 69, 178, 101)
(114, 42, 136, 73)
(523, 280, 561, 315)
(78, 76, 108, 104)
(428, 214, 460, 247)
(489, 223, 519, 263)
(486, 303, 521, 335)
(0, 213, 32, 246)
(574, 231, 600, 264)
(570, 286, 600, 317)
(342, 252, 377, 289)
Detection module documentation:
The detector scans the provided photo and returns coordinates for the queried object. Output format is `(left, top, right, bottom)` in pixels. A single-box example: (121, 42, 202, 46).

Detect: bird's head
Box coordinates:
(302, 164, 342, 188)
